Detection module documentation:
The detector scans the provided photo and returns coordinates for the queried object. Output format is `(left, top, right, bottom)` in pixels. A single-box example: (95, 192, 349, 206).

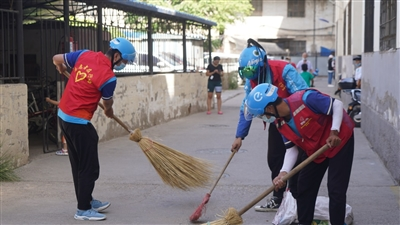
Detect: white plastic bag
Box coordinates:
(272, 190, 297, 225)
(314, 196, 354, 225)
(272, 194, 354, 225)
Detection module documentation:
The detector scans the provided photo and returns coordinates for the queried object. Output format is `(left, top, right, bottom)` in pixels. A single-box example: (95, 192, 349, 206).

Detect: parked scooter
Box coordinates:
(338, 77, 361, 127)
(347, 89, 361, 127)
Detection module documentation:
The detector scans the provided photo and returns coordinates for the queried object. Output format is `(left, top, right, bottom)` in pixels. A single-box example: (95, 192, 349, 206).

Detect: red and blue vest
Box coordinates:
(59, 51, 115, 120)
(250, 60, 291, 98)
(276, 90, 355, 163)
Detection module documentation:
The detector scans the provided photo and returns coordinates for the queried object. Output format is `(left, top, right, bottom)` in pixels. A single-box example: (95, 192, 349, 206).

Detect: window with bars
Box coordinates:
(380, 0, 397, 51)
(277, 40, 306, 56)
(251, 0, 263, 16)
(287, 0, 305, 17)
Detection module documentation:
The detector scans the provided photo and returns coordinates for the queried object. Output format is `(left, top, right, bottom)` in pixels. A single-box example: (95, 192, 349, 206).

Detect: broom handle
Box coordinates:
(238, 144, 330, 215)
(61, 71, 131, 133)
(208, 150, 237, 194)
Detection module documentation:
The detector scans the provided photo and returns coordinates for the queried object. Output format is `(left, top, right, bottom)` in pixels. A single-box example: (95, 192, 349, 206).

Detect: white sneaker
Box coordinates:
(74, 209, 106, 221)
(55, 149, 68, 156)
(328, 84, 334, 87)
(254, 196, 281, 212)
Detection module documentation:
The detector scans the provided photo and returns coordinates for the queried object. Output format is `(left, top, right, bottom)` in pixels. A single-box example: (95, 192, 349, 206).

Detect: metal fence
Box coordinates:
(0, 9, 18, 83)
(65, 4, 210, 75)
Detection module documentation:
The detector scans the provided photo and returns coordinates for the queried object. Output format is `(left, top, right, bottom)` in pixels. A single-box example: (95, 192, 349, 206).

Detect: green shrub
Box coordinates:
(228, 71, 239, 90)
(0, 153, 20, 182)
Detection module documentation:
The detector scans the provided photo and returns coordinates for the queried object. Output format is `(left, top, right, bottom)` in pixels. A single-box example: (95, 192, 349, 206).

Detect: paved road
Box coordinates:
(2, 76, 399, 225)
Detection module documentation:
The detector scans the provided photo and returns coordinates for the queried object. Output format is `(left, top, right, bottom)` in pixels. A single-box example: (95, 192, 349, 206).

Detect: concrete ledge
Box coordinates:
(0, 84, 29, 167)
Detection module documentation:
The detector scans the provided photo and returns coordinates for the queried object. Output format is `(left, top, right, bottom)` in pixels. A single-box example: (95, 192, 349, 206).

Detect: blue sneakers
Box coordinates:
(91, 199, 111, 212)
(74, 209, 106, 221)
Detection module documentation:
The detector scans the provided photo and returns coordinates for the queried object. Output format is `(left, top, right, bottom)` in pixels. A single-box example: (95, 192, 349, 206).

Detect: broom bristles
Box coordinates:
(202, 207, 243, 225)
(129, 128, 212, 191)
(190, 193, 211, 221)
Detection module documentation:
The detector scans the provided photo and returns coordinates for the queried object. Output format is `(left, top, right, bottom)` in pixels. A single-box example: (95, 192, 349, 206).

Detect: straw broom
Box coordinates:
(203, 144, 330, 225)
(53, 71, 213, 190)
(190, 150, 237, 221)
(129, 128, 212, 190)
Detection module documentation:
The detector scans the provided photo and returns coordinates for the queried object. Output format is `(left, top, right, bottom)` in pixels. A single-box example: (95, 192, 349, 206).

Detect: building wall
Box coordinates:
(334, 0, 400, 184)
(224, 0, 335, 56)
(362, 52, 400, 183)
(0, 73, 208, 167)
(91, 72, 208, 142)
(0, 84, 29, 168)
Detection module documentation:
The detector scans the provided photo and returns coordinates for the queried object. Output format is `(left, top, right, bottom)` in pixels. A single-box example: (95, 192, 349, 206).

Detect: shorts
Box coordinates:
(208, 80, 222, 93)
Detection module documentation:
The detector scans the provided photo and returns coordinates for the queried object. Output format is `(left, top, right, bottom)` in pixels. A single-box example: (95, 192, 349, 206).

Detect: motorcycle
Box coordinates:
(346, 89, 361, 127)
(338, 77, 361, 127)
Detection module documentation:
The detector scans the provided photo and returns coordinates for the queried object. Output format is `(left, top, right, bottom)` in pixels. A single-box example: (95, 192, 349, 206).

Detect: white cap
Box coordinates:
(329, 55, 333, 58)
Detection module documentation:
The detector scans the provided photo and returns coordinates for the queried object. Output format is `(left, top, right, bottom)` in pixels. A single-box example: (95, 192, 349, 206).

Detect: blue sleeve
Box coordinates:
(282, 64, 308, 94)
(100, 78, 117, 100)
(236, 79, 252, 139)
(282, 134, 295, 149)
(64, 50, 89, 68)
(235, 110, 252, 139)
(302, 90, 334, 115)
(240, 79, 252, 111)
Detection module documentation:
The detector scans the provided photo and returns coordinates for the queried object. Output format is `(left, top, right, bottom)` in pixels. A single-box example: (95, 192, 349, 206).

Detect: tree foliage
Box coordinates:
(140, 0, 254, 34)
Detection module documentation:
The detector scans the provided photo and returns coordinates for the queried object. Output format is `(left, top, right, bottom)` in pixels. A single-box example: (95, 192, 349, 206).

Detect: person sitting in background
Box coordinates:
(353, 55, 362, 89)
(300, 63, 314, 87)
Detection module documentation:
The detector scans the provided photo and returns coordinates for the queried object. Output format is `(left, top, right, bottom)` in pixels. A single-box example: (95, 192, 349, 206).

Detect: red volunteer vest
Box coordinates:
(276, 90, 355, 163)
(59, 51, 115, 120)
(250, 60, 291, 98)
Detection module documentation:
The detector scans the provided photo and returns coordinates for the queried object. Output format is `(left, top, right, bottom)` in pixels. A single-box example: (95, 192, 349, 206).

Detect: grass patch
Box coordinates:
(0, 153, 20, 182)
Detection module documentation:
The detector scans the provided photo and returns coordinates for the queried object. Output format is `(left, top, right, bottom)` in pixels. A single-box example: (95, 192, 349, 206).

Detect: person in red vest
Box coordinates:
(232, 38, 308, 211)
(245, 83, 355, 225)
(52, 37, 136, 221)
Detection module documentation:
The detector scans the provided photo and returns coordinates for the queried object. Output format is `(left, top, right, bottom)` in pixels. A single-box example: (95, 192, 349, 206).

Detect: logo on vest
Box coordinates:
(74, 64, 94, 84)
(300, 116, 311, 129)
(254, 92, 263, 102)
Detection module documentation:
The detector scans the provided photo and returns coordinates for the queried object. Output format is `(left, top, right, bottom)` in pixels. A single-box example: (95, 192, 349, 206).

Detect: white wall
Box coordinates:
(351, 0, 364, 54)
(362, 52, 400, 183)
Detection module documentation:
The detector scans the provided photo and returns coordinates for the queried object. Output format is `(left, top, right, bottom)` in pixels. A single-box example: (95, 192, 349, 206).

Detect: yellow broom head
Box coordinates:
(129, 128, 212, 191)
(202, 207, 243, 225)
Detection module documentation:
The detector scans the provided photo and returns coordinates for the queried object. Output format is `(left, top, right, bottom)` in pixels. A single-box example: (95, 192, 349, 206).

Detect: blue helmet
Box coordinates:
(244, 83, 278, 120)
(238, 45, 267, 80)
(110, 37, 136, 63)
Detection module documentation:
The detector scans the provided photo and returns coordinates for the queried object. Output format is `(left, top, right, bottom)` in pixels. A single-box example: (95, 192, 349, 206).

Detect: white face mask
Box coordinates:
(261, 115, 276, 123)
(114, 62, 126, 71)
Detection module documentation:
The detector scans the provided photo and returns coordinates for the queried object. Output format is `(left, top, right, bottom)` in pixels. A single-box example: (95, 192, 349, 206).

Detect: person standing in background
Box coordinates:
(296, 52, 314, 74)
(327, 54, 335, 87)
(206, 56, 224, 115)
(300, 63, 314, 87)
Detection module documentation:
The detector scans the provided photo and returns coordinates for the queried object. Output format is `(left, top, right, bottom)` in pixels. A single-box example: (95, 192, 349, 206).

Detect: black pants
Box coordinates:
(268, 124, 302, 200)
(59, 119, 100, 210)
(296, 133, 354, 225)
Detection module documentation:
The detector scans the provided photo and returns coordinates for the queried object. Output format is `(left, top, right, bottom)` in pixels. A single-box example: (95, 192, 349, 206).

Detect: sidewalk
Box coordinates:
(1, 76, 399, 225)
